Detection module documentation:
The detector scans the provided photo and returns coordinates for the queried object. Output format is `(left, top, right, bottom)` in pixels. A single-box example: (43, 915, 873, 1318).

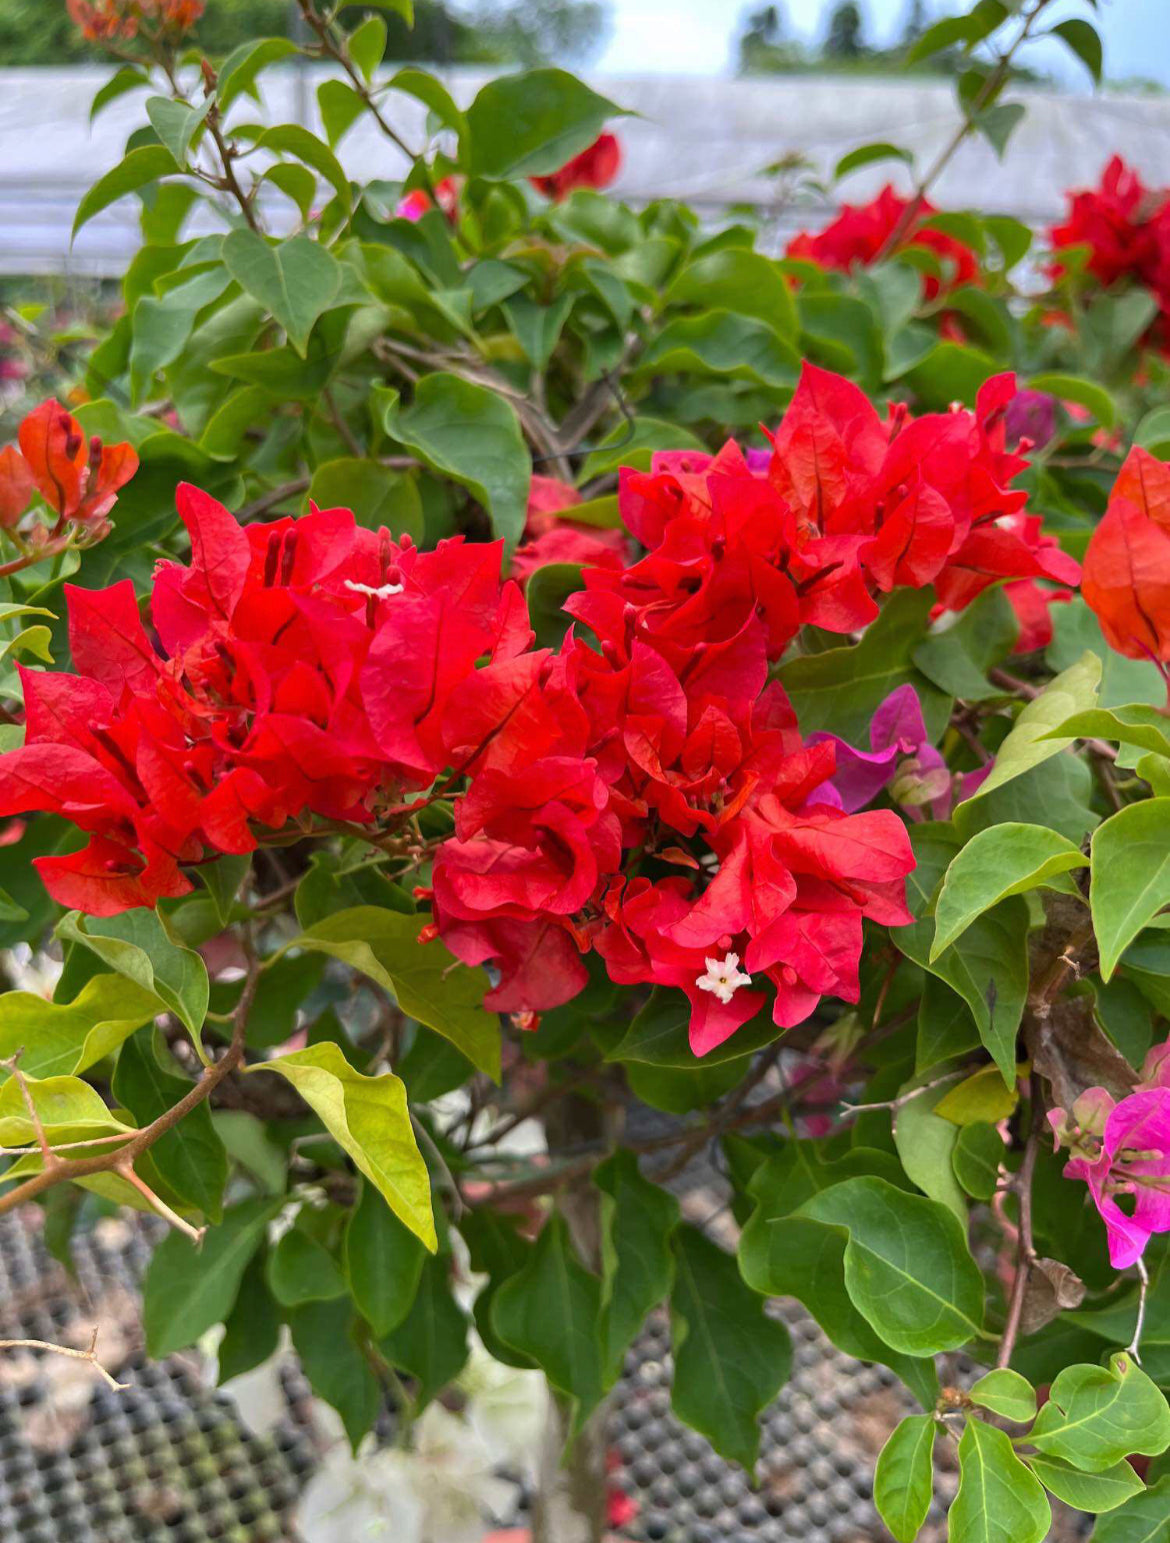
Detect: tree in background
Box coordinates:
(824, 1, 867, 59)
(0, 0, 608, 65)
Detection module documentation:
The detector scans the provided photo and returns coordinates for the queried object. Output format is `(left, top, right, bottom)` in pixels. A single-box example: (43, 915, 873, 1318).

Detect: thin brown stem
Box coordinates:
(0, 1330, 128, 1393)
(996, 1071, 1043, 1369)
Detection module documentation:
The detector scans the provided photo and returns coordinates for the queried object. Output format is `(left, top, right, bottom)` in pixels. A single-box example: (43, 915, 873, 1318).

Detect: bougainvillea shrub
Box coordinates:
(7, 1, 1170, 1540)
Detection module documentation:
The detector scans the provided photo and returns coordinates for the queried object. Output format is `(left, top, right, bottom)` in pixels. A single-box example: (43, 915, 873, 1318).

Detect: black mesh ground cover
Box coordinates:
(0, 1207, 1088, 1542)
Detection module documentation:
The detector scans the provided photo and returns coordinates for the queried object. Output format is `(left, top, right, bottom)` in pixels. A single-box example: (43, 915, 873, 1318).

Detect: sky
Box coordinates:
(594, 0, 1170, 91)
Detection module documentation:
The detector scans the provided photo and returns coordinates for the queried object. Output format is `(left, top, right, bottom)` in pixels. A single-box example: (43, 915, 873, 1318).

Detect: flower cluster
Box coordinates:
(67, 0, 203, 42)
(0, 400, 138, 537)
(529, 133, 621, 202)
(1049, 1043, 1170, 1268)
(1049, 155, 1170, 340)
(0, 488, 529, 915)
(787, 185, 980, 301)
(0, 366, 1081, 1057)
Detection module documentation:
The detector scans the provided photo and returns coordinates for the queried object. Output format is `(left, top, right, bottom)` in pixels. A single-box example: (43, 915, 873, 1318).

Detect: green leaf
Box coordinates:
(874, 1415, 935, 1543)
(382, 374, 529, 552)
(222, 231, 342, 357)
(1029, 371, 1115, 426)
(610, 985, 779, 1068)
(1050, 18, 1103, 83)
(145, 95, 211, 166)
(505, 292, 575, 368)
(952, 1121, 1005, 1200)
(381, 1252, 469, 1412)
(671, 1225, 792, 1471)
(317, 79, 366, 148)
(216, 37, 299, 111)
(73, 145, 179, 237)
(526, 561, 585, 650)
(1092, 1474, 1170, 1541)
(90, 65, 150, 123)
(798, 1176, 985, 1355)
(1135, 407, 1170, 460)
(217, 1250, 280, 1383)
(955, 652, 1101, 833)
(935, 1067, 1018, 1126)
(349, 15, 387, 81)
(970, 1368, 1037, 1423)
(1029, 1456, 1142, 1514)
(835, 142, 914, 181)
(493, 1212, 604, 1428)
(290, 1297, 381, 1451)
(344, 1180, 426, 1337)
(595, 1149, 680, 1386)
(255, 125, 351, 211)
(57, 909, 209, 1049)
(1029, 1353, 1170, 1471)
(266, 1227, 346, 1306)
(142, 1196, 278, 1358)
(113, 1031, 227, 1222)
(467, 68, 624, 180)
(1051, 705, 1170, 763)
(1048, 600, 1165, 712)
(894, 1081, 967, 1222)
(892, 824, 1029, 1089)
(0, 973, 158, 1080)
(637, 310, 800, 388)
(952, 1420, 1050, 1543)
(291, 905, 499, 1080)
(912, 585, 1018, 700)
(386, 68, 466, 150)
(201, 854, 250, 927)
(579, 416, 705, 481)
(975, 102, 1026, 161)
(932, 824, 1087, 959)
(666, 250, 798, 338)
(908, 9, 1001, 63)
(249, 1042, 435, 1251)
(1092, 800, 1170, 982)
(307, 457, 423, 541)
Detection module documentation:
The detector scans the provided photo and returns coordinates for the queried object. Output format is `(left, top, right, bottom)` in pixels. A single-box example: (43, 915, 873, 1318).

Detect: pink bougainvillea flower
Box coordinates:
(1050, 1083, 1170, 1269)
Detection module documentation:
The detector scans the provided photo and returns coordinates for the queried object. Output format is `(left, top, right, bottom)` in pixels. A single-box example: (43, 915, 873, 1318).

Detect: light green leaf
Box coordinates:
(935, 1067, 1018, 1127)
(670, 1225, 792, 1471)
(142, 1196, 279, 1358)
(0, 974, 158, 1080)
(1047, 705, 1170, 762)
(955, 652, 1101, 833)
(250, 1042, 435, 1251)
(467, 68, 624, 180)
(307, 457, 423, 541)
(255, 125, 351, 211)
(57, 909, 209, 1049)
(932, 824, 1087, 959)
(382, 374, 529, 552)
(73, 145, 179, 237)
(1092, 800, 1170, 981)
(1028, 1456, 1142, 1513)
(836, 141, 915, 181)
(952, 1419, 1050, 1543)
(216, 37, 299, 111)
(222, 230, 342, 356)
(291, 905, 499, 1080)
(349, 15, 387, 81)
(798, 1176, 985, 1355)
(0, 1071, 135, 1150)
(146, 95, 211, 166)
(493, 1212, 604, 1429)
(317, 79, 366, 148)
(874, 1415, 935, 1543)
(970, 1368, 1037, 1423)
(1029, 1353, 1170, 1471)
(344, 1180, 426, 1337)
(596, 1149, 679, 1386)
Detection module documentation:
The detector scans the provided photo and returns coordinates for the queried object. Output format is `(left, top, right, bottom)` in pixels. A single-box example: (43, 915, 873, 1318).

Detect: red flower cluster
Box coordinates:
(787, 185, 980, 302)
(1050, 155, 1170, 333)
(511, 476, 630, 583)
(529, 133, 621, 202)
(0, 365, 1079, 1057)
(0, 400, 138, 535)
(0, 488, 529, 915)
(67, 0, 203, 41)
(1083, 445, 1170, 693)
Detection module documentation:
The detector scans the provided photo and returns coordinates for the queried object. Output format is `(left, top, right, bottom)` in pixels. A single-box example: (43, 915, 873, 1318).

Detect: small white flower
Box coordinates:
(344, 579, 404, 600)
(695, 952, 752, 1005)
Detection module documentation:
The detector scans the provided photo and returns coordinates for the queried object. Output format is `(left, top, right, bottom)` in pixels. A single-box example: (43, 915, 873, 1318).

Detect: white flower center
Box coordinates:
(345, 579, 404, 599)
(695, 952, 752, 1005)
